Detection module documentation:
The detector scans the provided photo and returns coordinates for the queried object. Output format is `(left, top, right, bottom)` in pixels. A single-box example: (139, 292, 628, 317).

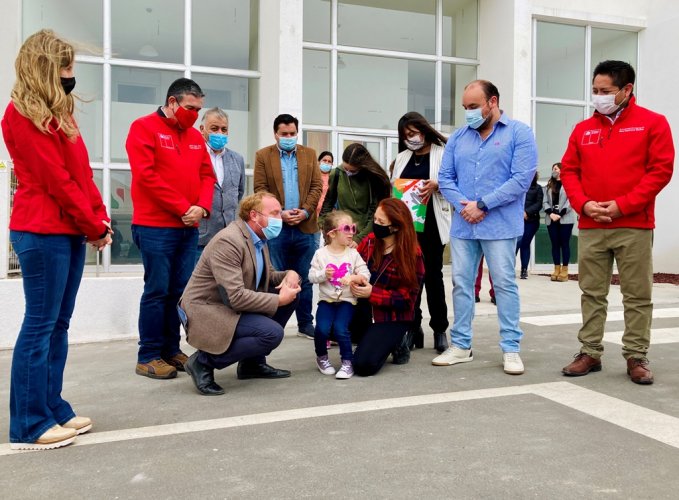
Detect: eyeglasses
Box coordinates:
(331, 224, 357, 234)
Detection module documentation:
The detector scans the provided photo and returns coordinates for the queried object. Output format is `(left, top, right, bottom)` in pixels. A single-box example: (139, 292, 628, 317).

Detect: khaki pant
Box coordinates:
(577, 228, 653, 360)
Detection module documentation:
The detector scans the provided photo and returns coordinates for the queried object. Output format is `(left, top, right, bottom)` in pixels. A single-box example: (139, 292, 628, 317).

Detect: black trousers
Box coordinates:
(353, 321, 409, 377)
(413, 204, 449, 333)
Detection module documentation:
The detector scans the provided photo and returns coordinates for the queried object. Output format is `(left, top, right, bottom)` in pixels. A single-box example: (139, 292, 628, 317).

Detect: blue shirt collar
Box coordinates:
(244, 222, 264, 248)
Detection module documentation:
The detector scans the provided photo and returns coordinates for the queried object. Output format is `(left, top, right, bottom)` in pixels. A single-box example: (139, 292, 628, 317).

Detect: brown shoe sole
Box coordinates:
(562, 364, 602, 376)
(135, 367, 177, 379)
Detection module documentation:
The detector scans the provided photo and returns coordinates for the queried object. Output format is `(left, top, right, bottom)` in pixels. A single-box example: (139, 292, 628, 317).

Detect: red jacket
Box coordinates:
(357, 234, 425, 323)
(126, 109, 216, 227)
(560, 96, 674, 230)
(2, 102, 109, 240)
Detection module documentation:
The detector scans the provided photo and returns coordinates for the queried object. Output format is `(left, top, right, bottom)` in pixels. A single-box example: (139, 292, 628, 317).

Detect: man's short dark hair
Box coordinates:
(593, 60, 636, 88)
(165, 78, 205, 105)
(465, 79, 500, 104)
(273, 114, 298, 133)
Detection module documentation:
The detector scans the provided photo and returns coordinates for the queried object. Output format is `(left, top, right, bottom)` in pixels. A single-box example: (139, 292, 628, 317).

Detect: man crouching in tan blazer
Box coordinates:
(179, 192, 301, 395)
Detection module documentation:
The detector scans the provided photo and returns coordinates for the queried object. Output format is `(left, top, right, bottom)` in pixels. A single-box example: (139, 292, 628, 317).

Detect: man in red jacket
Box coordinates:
(126, 78, 216, 380)
(560, 61, 674, 385)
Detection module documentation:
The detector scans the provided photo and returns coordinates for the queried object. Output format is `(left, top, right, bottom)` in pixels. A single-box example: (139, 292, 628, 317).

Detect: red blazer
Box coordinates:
(126, 109, 216, 227)
(2, 102, 109, 240)
(561, 96, 674, 230)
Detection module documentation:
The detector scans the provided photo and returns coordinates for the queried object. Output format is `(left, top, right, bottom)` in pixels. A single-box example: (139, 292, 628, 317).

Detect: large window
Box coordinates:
(22, 0, 260, 271)
(532, 20, 638, 265)
(303, 0, 478, 167)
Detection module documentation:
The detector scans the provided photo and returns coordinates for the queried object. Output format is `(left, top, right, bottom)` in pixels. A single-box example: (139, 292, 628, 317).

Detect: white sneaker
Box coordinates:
(316, 355, 335, 375)
(335, 360, 354, 379)
(432, 347, 473, 366)
(503, 352, 524, 375)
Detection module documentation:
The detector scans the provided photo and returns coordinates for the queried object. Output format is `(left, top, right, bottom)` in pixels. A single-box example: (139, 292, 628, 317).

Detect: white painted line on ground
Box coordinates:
(2, 381, 679, 456)
(603, 327, 679, 345)
(521, 307, 679, 326)
(533, 383, 679, 449)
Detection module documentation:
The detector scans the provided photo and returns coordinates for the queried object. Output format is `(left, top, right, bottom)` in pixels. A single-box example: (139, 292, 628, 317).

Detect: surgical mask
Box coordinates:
(174, 105, 199, 129)
(551, 171, 559, 180)
(373, 222, 392, 240)
(208, 133, 228, 150)
(592, 90, 622, 116)
(465, 108, 486, 130)
(278, 136, 297, 152)
(261, 216, 283, 240)
(405, 135, 425, 151)
(345, 169, 358, 177)
(320, 162, 332, 173)
(60, 76, 76, 95)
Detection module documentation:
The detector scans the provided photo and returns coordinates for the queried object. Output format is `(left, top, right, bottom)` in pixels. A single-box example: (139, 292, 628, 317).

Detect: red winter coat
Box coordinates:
(2, 102, 109, 240)
(560, 96, 674, 230)
(126, 109, 216, 227)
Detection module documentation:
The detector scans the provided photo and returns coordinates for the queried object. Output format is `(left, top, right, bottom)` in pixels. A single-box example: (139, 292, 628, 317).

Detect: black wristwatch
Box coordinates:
(477, 200, 488, 212)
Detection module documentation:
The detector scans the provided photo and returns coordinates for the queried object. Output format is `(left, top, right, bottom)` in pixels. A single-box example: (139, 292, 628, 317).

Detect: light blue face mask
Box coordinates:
(262, 216, 283, 240)
(319, 162, 332, 173)
(208, 133, 228, 150)
(278, 136, 297, 152)
(465, 108, 486, 130)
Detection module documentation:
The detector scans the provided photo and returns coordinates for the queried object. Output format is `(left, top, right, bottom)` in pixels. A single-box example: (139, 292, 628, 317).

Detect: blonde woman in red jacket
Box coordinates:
(1, 30, 112, 450)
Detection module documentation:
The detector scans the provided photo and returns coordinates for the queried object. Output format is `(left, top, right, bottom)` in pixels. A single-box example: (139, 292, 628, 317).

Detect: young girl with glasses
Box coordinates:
(308, 211, 370, 379)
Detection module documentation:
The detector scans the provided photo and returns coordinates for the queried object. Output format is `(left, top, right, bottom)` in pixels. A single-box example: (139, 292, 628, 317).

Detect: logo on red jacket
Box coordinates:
(158, 133, 175, 149)
(581, 129, 601, 146)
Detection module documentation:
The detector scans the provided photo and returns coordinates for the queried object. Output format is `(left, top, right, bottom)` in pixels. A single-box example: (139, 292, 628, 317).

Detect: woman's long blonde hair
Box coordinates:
(11, 29, 78, 138)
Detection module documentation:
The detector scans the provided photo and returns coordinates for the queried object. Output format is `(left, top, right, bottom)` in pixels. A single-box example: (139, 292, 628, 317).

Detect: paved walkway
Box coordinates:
(1, 271, 678, 498)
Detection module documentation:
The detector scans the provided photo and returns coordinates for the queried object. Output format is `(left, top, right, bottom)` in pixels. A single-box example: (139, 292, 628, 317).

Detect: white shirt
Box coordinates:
(207, 145, 225, 186)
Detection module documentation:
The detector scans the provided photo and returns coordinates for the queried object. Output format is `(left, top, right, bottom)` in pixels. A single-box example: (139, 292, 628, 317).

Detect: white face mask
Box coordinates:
(405, 134, 425, 151)
(592, 89, 623, 116)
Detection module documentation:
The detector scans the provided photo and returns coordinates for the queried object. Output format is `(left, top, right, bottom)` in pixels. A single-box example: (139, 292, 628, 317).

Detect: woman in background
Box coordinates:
(320, 143, 391, 247)
(2, 30, 111, 450)
(544, 162, 576, 282)
(516, 171, 543, 279)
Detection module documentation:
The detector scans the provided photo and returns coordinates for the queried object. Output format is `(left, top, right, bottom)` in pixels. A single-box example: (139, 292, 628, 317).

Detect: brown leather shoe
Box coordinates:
(136, 359, 177, 379)
(562, 352, 602, 376)
(627, 358, 654, 385)
(164, 352, 189, 372)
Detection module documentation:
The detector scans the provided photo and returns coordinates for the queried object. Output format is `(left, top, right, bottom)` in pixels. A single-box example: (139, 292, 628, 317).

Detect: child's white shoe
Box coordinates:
(335, 360, 354, 379)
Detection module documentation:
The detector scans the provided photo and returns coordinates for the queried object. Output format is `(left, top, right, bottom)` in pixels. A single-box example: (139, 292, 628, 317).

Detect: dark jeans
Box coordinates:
(267, 224, 316, 328)
(314, 301, 354, 361)
(516, 220, 540, 270)
(132, 225, 198, 363)
(198, 298, 298, 369)
(548, 222, 574, 266)
(8, 231, 85, 443)
(353, 321, 409, 377)
(413, 212, 449, 333)
(475, 255, 494, 298)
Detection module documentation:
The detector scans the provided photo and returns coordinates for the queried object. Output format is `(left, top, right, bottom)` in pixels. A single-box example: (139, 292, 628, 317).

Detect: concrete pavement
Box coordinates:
(1, 269, 678, 499)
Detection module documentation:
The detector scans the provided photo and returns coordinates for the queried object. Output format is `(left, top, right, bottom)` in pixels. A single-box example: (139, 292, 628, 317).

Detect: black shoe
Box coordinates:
(392, 331, 412, 364)
(184, 352, 225, 396)
(433, 332, 448, 354)
(237, 362, 291, 380)
(410, 326, 424, 350)
(491, 296, 496, 305)
(475, 295, 480, 303)
(520, 269, 528, 279)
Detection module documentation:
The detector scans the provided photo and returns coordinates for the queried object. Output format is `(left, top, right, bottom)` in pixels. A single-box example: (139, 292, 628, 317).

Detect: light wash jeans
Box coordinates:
(450, 237, 523, 353)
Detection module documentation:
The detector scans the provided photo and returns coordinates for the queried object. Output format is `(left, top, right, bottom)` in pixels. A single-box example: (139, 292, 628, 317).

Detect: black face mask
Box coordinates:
(373, 222, 392, 239)
(60, 77, 76, 95)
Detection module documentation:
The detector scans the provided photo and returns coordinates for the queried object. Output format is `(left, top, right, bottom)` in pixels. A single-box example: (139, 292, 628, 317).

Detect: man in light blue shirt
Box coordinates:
(433, 80, 537, 375)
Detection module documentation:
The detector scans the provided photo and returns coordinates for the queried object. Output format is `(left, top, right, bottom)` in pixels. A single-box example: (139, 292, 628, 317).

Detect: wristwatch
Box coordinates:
(477, 199, 488, 212)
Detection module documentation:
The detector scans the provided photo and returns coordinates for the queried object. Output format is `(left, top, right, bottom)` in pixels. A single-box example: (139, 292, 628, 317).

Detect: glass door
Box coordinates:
(337, 134, 399, 174)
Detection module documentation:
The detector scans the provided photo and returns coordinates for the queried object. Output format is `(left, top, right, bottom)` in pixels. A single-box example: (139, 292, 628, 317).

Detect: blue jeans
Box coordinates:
(132, 225, 197, 363)
(9, 231, 85, 443)
(267, 224, 316, 328)
(314, 301, 355, 361)
(450, 237, 523, 352)
(516, 220, 540, 270)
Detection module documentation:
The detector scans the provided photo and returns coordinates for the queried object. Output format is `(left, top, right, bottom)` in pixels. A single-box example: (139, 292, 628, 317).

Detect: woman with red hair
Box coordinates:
(350, 198, 425, 376)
